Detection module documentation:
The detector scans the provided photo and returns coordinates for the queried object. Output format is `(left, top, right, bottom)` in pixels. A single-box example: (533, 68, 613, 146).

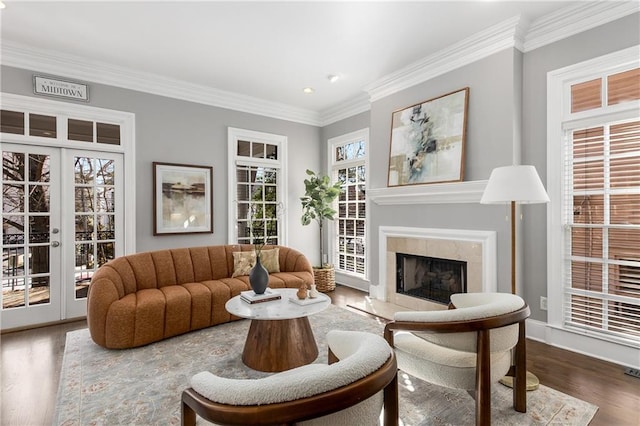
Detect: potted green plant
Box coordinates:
(300, 169, 342, 292)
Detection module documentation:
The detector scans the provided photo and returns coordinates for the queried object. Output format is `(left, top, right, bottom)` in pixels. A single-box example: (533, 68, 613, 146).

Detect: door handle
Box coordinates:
(51, 241, 60, 247)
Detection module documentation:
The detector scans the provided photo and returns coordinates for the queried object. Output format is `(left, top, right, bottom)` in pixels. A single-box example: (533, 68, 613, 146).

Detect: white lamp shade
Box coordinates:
(480, 165, 550, 204)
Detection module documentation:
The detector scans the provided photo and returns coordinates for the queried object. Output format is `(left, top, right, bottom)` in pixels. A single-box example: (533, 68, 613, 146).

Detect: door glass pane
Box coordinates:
(29, 216, 49, 243)
(3, 152, 25, 181)
(68, 119, 93, 142)
(96, 123, 120, 145)
(29, 154, 50, 182)
(96, 159, 115, 185)
(29, 245, 50, 275)
(29, 185, 50, 212)
(2, 277, 26, 309)
(3, 185, 24, 213)
(74, 157, 94, 184)
(75, 215, 94, 240)
(3, 216, 25, 244)
(75, 187, 94, 212)
(96, 187, 115, 212)
(28, 277, 50, 305)
(97, 242, 114, 267)
(97, 214, 115, 240)
(1, 110, 25, 134)
(29, 114, 57, 138)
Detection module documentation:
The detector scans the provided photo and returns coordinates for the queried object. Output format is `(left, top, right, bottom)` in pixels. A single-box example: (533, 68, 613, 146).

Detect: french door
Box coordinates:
(1, 144, 124, 328)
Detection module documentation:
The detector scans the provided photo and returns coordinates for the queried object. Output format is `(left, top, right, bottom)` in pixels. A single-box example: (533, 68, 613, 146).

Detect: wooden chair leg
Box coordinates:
(513, 321, 527, 413)
(181, 396, 196, 426)
(476, 330, 491, 426)
(383, 371, 399, 426)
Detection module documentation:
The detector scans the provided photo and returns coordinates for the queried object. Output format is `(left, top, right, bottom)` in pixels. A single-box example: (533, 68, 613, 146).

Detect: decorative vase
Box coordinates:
(249, 255, 269, 295)
(308, 284, 319, 298)
(296, 284, 308, 300)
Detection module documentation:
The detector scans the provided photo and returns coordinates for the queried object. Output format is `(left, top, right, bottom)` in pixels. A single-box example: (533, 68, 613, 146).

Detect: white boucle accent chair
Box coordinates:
(181, 330, 399, 426)
(384, 292, 530, 426)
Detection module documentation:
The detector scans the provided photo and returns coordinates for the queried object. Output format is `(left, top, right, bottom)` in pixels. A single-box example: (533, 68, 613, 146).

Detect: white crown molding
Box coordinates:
(2, 2, 637, 127)
(368, 180, 488, 205)
(364, 16, 526, 103)
(524, 1, 640, 52)
(0, 41, 323, 126)
(319, 92, 371, 126)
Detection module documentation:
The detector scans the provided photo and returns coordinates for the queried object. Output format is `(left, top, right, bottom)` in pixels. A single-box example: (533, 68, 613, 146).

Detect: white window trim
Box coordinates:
(0, 92, 136, 255)
(546, 45, 640, 368)
(227, 127, 288, 246)
(327, 128, 370, 291)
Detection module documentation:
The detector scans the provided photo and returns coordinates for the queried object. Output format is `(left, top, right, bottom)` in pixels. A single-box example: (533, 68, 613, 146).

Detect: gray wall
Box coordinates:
(0, 65, 322, 258)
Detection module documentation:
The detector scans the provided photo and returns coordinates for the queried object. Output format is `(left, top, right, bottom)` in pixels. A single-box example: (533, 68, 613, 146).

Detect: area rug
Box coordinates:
(54, 305, 597, 425)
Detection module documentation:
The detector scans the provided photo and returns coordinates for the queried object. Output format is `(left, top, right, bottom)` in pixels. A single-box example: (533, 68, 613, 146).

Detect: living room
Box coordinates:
(1, 1, 639, 425)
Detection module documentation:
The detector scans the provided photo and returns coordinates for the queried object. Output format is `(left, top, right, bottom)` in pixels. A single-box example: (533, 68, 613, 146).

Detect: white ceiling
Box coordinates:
(0, 1, 619, 121)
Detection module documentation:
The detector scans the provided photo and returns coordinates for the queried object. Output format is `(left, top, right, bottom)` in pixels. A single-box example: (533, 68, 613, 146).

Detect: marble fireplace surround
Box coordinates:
(373, 226, 497, 311)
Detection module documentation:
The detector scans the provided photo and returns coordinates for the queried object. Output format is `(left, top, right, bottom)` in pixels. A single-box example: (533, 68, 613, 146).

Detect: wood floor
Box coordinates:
(1, 285, 638, 425)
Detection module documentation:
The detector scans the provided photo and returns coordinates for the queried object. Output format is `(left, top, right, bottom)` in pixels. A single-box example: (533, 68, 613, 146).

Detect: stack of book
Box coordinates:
(240, 289, 281, 304)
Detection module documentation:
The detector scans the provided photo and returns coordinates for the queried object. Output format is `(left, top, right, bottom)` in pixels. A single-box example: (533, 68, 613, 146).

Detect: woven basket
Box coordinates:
(313, 266, 336, 292)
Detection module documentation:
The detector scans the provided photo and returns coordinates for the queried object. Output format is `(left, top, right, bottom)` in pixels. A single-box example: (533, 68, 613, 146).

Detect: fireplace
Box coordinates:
(396, 253, 467, 305)
(374, 226, 497, 311)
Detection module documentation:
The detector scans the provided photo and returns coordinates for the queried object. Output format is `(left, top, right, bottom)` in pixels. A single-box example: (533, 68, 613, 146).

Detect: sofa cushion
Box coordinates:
(231, 251, 256, 277)
(260, 247, 280, 273)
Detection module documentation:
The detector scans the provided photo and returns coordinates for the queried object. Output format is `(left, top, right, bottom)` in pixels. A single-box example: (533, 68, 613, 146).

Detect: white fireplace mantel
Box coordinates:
(373, 226, 497, 302)
(368, 180, 488, 205)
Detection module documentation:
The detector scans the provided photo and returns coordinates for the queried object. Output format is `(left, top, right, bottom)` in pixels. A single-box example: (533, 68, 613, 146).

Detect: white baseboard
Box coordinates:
(526, 318, 638, 369)
(335, 272, 369, 292)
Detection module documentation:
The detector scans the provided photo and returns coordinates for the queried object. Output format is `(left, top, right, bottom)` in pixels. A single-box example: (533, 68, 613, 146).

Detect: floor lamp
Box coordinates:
(480, 165, 550, 390)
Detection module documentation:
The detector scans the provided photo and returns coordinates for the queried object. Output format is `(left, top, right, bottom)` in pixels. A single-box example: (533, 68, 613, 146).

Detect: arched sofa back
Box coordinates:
(87, 245, 313, 349)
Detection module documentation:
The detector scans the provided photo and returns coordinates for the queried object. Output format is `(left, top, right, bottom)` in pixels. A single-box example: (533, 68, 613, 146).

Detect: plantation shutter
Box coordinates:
(563, 67, 640, 345)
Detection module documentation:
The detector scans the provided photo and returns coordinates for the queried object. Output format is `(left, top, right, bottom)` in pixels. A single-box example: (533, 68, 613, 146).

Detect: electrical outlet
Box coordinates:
(540, 296, 548, 311)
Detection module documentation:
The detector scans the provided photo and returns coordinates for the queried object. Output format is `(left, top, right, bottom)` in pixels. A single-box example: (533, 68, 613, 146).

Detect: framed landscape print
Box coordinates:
(153, 162, 213, 235)
(387, 87, 469, 186)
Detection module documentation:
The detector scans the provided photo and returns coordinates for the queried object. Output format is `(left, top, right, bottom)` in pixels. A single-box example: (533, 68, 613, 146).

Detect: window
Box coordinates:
(548, 48, 640, 351)
(228, 128, 287, 246)
(328, 129, 369, 288)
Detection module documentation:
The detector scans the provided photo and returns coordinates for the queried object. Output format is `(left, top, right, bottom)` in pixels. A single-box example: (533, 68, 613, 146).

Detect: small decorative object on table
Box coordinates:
(240, 289, 281, 304)
(308, 284, 319, 298)
(296, 284, 308, 300)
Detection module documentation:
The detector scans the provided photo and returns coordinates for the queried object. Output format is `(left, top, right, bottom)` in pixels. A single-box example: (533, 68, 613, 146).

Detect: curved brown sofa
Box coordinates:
(87, 245, 314, 349)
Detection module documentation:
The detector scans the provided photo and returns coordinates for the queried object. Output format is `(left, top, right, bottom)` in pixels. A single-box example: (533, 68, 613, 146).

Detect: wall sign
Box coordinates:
(33, 76, 89, 101)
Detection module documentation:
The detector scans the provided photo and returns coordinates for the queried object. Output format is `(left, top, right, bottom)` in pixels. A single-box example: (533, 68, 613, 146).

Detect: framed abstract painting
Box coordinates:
(387, 88, 469, 186)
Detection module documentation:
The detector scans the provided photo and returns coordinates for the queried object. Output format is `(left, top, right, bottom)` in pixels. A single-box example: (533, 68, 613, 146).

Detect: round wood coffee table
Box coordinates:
(225, 288, 331, 372)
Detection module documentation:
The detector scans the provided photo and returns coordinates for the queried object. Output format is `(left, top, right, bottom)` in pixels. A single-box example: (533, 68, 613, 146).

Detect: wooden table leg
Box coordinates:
(242, 317, 319, 372)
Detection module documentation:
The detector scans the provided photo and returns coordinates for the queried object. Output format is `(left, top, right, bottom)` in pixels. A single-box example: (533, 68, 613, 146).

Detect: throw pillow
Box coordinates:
(232, 251, 256, 278)
(260, 247, 280, 273)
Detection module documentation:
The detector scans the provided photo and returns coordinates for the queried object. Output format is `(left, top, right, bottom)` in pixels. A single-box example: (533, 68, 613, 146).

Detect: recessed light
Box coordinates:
(0, 2, 6, 9)
(328, 74, 340, 83)
(303, 87, 315, 94)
